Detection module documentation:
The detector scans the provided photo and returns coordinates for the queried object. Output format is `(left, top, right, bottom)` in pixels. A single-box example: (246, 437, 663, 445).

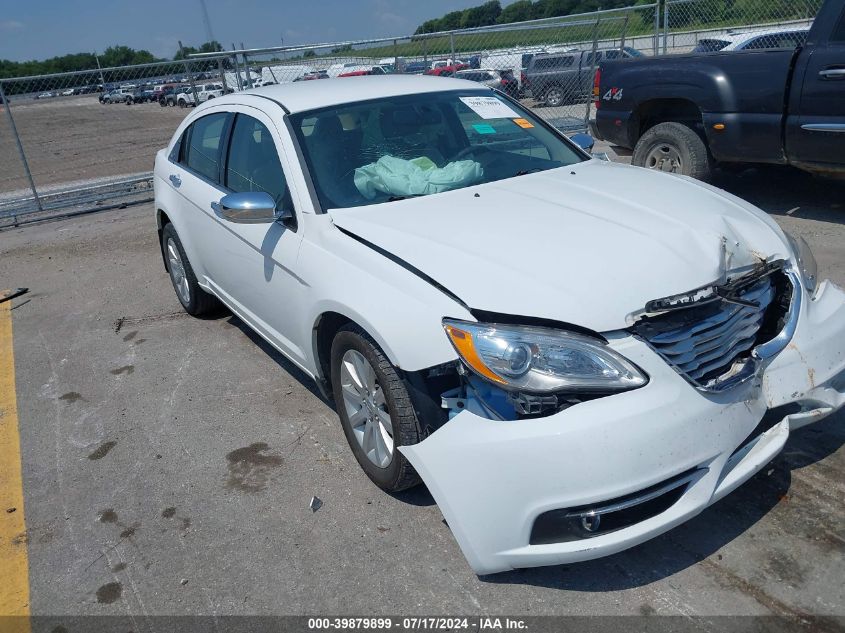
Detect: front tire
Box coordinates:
(330, 326, 422, 492)
(161, 223, 220, 316)
(632, 122, 712, 181)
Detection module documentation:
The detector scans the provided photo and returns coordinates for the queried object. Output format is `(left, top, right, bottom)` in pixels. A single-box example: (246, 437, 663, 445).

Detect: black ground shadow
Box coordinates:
(710, 165, 845, 224)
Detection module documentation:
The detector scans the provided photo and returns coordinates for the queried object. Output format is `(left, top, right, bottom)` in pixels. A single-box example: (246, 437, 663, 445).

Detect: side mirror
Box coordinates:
(213, 192, 291, 224)
(569, 133, 595, 153)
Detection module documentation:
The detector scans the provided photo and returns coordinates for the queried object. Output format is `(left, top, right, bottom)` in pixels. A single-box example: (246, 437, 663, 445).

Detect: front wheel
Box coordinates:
(178, 100, 186, 108)
(632, 122, 712, 181)
(161, 223, 220, 316)
(331, 326, 422, 492)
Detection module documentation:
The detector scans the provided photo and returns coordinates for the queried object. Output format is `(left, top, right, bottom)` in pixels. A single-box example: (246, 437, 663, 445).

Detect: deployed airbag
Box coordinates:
(354, 155, 483, 199)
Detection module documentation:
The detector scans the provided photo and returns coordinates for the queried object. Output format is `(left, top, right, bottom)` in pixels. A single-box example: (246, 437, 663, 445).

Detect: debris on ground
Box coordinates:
(0, 288, 28, 304)
(309, 496, 323, 513)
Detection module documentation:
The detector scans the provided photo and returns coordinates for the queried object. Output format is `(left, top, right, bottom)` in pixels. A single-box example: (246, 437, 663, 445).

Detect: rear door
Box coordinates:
(786, 10, 845, 165)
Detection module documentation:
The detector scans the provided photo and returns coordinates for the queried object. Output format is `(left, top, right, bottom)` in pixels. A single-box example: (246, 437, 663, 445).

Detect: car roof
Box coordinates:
(713, 27, 809, 45)
(201, 75, 487, 114)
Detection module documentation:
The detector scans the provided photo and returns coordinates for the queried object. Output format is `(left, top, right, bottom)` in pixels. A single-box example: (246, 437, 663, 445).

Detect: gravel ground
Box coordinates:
(0, 151, 843, 621)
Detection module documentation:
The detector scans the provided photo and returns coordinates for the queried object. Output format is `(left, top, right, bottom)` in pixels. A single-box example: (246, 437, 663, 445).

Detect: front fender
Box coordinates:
(297, 216, 471, 374)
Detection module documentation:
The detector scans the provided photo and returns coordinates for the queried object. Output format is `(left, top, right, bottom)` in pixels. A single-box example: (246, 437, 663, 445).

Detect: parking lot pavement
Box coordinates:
(0, 168, 843, 618)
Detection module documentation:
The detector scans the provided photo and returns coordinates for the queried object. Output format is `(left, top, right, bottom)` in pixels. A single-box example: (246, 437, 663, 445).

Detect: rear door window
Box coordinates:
(183, 113, 228, 182)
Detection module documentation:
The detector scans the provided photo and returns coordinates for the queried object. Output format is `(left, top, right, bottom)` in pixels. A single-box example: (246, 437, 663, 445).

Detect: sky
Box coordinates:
(0, 0, 517, 62)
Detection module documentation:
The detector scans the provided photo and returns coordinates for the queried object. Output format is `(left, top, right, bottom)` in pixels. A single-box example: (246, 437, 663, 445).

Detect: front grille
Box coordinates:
(633, 269, 791, 390)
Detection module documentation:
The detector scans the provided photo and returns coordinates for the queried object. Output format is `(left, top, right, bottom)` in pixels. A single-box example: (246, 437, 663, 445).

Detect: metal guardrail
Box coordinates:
(0, 174, 153, 229)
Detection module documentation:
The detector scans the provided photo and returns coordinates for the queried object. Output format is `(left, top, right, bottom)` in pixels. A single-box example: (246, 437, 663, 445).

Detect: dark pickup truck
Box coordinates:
(593, 0, 845, 180)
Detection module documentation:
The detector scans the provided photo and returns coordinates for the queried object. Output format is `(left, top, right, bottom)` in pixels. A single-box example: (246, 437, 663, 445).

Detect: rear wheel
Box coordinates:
(330, 326, 422, 492)
(161, 223, 220, 316)
(632, 122, 712, 181)
(544, 86, 565, 107)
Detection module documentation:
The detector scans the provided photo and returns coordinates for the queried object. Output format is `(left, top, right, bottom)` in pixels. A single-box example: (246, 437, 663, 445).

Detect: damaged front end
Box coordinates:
(398, 257, 845, 575)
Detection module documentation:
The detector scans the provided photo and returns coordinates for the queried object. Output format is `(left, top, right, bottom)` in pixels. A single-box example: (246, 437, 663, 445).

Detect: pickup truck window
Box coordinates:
(533, 56, 574, 70)
(833, 13, 845, 41)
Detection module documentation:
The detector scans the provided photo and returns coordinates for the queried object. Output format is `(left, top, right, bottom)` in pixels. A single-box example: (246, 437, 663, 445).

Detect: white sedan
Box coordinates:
(153, 76, 845, 575)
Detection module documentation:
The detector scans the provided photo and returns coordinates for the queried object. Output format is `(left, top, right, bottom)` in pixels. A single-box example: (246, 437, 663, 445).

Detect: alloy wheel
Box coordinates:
(340, 349, 394, 468)
(166, 238, 191, 305)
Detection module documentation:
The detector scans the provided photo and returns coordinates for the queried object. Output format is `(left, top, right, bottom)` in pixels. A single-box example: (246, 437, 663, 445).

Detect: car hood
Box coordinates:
(328, 160, 791, 332)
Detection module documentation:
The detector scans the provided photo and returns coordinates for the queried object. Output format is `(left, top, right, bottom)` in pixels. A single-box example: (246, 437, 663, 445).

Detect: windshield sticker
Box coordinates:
(513, 118, 534, 129)
(472, 123, 497, 135)
(459, 96, 519, 120)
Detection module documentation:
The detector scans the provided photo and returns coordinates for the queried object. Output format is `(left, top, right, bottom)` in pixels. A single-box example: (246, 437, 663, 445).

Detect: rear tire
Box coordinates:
(161, 223, 221, 317)
(544, 86, 565, 107)
(330, 325, 422, 492)
(632, 122, 712, 181)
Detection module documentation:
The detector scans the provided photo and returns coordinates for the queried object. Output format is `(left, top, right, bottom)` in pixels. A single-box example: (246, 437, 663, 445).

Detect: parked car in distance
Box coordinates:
(593, 0, 844, 180)
(101, 88, 134, 104)
(154, 75, 845, 576)
(425, 63, 470, 77)
(295, 70, 329, 81)
(454, 68, 519, 97)
(692, 27, 809, 52)
(127, 86, 156, 104)
(35, 92, 55, 99)
(403, 61, 428, 74)
(526, 47, 643, 107)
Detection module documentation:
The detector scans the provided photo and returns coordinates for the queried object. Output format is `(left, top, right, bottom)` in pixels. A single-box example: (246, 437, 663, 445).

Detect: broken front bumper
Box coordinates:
(400, 279, 845, 575)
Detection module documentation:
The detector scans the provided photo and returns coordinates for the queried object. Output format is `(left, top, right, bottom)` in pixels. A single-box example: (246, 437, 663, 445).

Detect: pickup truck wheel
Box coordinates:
(330, 325, 422, 493)
(545, 86, 565, 107)
(633, 122, 712, 181)
(161, 223, 221, 317)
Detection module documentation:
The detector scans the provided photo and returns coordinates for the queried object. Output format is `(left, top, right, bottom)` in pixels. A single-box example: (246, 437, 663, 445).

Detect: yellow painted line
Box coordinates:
(0, 300, 30, 628)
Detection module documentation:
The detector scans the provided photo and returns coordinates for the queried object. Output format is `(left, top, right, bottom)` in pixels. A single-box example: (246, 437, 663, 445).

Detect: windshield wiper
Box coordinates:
(386, 194, 426, 202)
(513, 167, 544, 177)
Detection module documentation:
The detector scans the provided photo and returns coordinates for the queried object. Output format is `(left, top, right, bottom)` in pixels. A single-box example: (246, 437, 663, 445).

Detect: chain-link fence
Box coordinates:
(0, 0, 823, 226)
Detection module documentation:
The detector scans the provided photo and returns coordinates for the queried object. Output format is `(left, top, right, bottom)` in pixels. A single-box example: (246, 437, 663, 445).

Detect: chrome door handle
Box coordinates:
(819, 68, 845, 79)
(169, 174, 181, 187)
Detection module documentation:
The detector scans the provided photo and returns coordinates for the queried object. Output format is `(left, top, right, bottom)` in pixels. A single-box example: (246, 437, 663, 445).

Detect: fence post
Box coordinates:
(179, 41, 200, 104)
(243, 52, 255, 88)
(662, 0, 670, 54)
(231, 45, 244, 90)
(584, 19, 600, 129)
(422, 37, 429, 67)
(653, 1, 661, 55)
(450, 33, 456, 64)
(620, 9, 630, 51)
(0, 80, 43, 218)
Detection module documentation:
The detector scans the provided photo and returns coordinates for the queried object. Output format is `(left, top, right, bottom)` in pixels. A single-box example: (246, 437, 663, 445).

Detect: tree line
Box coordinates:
(414, 0, 637, 34)
(0, 41, 224, 80)
(414, 0, 819, 34)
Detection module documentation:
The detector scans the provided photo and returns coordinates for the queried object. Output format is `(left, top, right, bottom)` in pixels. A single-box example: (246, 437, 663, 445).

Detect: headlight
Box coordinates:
(785, 232, 818, 294)
(442, 319, 647, 393)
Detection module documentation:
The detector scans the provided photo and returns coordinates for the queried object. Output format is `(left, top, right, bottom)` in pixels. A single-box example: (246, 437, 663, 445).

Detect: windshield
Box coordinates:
(289, 90, 586, 211)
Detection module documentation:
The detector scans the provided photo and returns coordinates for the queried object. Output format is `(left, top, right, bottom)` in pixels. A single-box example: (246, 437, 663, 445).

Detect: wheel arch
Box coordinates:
(631, 98, 704, 147)
(156, 209, 171, 271)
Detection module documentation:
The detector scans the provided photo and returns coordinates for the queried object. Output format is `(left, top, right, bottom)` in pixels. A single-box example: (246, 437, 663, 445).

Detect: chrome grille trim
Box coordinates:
(633, 270, 796, 392)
